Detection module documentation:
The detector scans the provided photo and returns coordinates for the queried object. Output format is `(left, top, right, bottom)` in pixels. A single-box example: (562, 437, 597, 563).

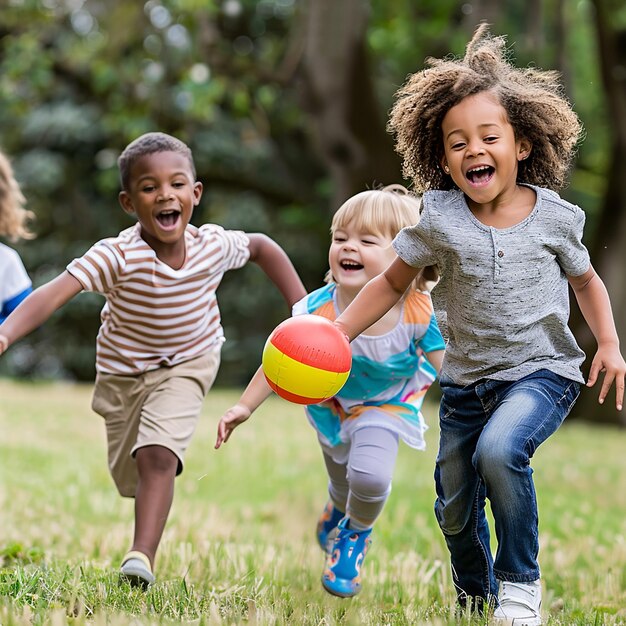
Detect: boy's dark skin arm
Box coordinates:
(0, 272, 83, 353)
(247, 233, 307, 306)
(1, 235, 304, 352)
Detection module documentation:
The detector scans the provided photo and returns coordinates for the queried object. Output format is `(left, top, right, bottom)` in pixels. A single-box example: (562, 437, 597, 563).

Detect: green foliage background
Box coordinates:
(0, 0, 613, 385)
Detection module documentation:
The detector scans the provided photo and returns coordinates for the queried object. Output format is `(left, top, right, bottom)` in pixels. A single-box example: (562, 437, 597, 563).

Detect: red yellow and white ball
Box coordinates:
(262, 315, 352, 405)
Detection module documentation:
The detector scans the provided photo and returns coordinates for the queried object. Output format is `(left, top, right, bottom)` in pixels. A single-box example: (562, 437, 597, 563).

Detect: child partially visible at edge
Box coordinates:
(331, 25, 625, 624)
(215, 185, 445, 598)
(0, 132, 307, 588)
(0, 150, 34, 324)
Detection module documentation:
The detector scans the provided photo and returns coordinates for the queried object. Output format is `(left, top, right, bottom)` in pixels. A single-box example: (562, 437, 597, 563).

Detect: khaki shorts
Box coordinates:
(91, 349, 221, 497)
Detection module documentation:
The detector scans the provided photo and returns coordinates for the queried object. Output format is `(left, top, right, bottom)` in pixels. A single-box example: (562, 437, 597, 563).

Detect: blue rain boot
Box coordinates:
(316, 501, 345, 552)
(321, 517, 373, 597)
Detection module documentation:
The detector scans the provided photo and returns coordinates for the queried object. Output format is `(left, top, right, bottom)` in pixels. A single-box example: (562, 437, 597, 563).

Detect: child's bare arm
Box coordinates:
(568, 265, 626, 410)
(426, 349, 445, 374)
(0, 272, 83, 354)
(215, 366, 273, 448)
(247, 233, 307, 307)
(335, 256, 420, 340)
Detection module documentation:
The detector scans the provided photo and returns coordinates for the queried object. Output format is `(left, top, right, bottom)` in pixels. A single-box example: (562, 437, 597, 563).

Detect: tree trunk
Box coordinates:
(571, 0, 626, 425)
(525, 0, 544, 54)
(554, 0, 572, 95)
(297, 0, 402, 211)
(462, 0, 503, 33)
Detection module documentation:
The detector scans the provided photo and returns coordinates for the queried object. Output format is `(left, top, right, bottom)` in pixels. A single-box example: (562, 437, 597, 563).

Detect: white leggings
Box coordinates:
(322, 427, 399, 527)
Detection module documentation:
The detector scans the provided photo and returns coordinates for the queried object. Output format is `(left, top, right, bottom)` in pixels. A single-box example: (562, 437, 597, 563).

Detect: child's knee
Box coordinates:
(474, 439, 528, 481)
(347, 465, 392, 502)
(434, 497, 470, 535)
(136, 444, 180, 475)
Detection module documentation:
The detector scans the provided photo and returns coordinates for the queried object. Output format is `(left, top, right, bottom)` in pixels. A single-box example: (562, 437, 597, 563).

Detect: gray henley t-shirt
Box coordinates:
(392, 185, 590, 386)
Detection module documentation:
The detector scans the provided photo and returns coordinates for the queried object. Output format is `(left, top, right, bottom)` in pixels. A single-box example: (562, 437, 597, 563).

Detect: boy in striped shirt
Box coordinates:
(0, 132, 306, 587)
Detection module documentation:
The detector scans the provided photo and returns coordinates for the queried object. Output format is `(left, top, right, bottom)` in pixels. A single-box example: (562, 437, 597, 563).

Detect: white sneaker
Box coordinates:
(119, 550, 155, 589)
(492, 580, 542, 625)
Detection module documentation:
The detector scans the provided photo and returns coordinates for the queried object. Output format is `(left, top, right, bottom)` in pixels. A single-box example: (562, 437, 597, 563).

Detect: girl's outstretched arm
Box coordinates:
(0, 271, 83, 355)
(215, 365, 273, 448)
(247, 233, 307, 308)
(335, 256, 420, 340)
(568, 265, 626, 410)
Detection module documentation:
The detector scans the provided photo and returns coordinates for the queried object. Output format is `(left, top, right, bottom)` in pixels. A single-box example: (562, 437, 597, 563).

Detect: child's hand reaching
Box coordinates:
(214, 366, 274, 449)
(215, 403, 252, 449)
(0, 334, 8, 356)
(586, 343, 626, 410)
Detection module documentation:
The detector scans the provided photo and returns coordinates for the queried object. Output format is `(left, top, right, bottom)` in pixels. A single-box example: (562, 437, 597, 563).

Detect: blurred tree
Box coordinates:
(572, 0, 626, 425)
(461, 0, 503, 31)
(297, 0, 402, 207)
(0, 0, 331, 384)
(0, 0, 623, 425)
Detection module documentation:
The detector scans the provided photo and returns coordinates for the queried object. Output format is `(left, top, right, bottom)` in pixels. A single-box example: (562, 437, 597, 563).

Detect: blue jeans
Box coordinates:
(434, 369, 580, 607)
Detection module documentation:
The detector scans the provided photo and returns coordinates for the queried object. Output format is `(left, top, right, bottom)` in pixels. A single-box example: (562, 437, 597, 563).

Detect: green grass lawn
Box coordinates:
(1, 378, 625, 625)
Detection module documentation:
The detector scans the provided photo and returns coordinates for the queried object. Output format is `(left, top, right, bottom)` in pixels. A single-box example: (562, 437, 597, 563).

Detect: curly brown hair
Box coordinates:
(388, 23, 583, 193)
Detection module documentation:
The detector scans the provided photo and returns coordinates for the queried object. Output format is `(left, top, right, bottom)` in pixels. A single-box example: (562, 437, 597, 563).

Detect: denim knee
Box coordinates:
(474, 436, 529, 483)
(433, 464, 478, 536)
(434, 497, 471, 536)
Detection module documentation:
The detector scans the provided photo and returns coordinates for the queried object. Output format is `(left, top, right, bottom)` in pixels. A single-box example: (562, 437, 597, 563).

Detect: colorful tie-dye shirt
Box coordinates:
(292, 283, 445, 460)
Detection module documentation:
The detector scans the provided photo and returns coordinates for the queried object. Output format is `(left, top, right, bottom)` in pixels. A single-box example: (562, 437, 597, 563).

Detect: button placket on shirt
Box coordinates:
(490, 227, 504, 281)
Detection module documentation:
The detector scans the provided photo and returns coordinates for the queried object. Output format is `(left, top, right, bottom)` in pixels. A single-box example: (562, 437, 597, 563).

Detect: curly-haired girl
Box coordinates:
(0, 150, 34, 324)
(333, 24, 625, 624)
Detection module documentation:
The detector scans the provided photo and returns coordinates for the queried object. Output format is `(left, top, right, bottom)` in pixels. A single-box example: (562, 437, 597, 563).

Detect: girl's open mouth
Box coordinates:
(466, 165, 494, 186)
(340, 260, 364, 271)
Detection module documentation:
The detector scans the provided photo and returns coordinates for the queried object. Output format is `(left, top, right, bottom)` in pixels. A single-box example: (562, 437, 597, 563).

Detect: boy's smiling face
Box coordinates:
(118, 150, 202, 254)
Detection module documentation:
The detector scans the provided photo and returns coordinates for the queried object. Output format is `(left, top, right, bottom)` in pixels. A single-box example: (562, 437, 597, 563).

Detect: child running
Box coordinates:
(332, 25, 626, 624)
(215, 184, 445, 597)
(0, 132, 306, 588)
(0, 150, 34, 324)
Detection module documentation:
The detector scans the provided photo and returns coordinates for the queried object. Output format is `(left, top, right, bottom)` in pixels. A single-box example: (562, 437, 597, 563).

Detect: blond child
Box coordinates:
(332, 25, 626, 624)
(216, 185, 445, 597)
(0, 132, 306, 587)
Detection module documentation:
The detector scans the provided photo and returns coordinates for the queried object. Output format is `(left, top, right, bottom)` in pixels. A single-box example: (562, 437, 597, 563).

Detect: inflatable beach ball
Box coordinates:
(262, 315, 352, 405)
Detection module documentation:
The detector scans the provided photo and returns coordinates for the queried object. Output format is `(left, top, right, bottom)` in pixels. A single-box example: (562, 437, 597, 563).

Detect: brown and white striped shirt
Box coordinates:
(67, 222, 250, 374)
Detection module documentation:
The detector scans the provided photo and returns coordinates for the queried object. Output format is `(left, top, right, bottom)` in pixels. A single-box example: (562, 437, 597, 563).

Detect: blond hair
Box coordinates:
(388, 23, 583, 193)
(0, 151, 34, 241)
(327, 184, 438, 291)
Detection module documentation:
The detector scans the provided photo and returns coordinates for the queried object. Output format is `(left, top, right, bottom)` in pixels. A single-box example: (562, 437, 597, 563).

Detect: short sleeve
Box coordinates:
(66, 240, 123, 294)
(200, 224, 250, 273)
(292, 284, 335, 317)
(417, 312, 446, 353)
(392, 204, 438, 268)
(292, 296, 308, 316)
(552, 205, 590, 277)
